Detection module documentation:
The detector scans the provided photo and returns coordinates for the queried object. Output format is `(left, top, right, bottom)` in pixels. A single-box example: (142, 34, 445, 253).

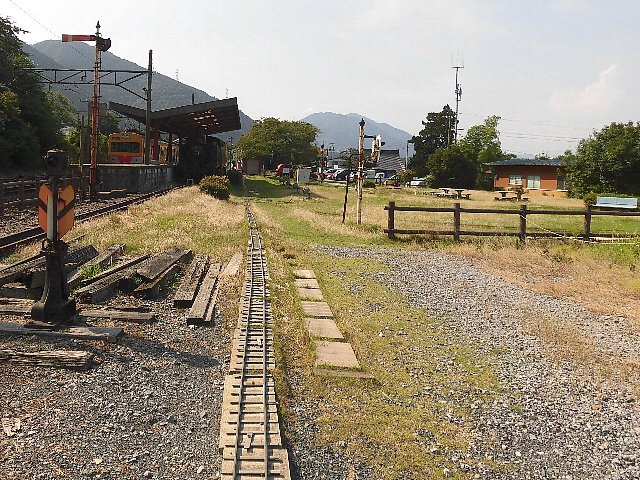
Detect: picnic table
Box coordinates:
(494, 190, 528, 201)
(453, 188, 471, 199)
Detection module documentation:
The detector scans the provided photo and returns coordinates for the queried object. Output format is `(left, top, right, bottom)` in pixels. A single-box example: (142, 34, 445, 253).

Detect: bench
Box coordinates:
(594, 196, 638, 209)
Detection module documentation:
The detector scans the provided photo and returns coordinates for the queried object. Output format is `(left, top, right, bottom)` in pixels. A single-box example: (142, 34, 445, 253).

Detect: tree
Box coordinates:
(426, 145, 477, 188)
(0, 16, 73, 171)
(409, 105, 456, 176)
(565, 122, 640, 196)
(236, 117, 319, 169)
(459, 115, 510, 189)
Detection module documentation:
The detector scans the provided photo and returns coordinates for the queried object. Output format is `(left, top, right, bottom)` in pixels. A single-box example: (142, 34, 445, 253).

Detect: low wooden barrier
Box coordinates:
(384, 201, 640, 244)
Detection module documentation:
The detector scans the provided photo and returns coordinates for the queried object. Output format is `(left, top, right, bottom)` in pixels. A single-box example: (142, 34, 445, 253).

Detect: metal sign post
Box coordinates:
(29, 151, 77, 327)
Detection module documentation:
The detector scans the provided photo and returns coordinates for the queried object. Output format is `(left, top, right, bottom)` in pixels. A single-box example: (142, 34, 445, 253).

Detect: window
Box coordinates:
(527, 176, 541, 189)
(509, 174, 522, 186)
(557, 175, 565, 189)
(111, 141, 141, 153)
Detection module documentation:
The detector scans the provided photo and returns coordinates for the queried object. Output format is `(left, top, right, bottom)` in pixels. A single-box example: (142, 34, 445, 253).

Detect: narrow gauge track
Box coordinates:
(0, 188, 174, 256)
(219, 203, 290, 480)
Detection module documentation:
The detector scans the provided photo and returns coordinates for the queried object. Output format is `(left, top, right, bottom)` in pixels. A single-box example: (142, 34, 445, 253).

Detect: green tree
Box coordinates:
(459, 115, 510, 189)
(426, 145, 476, 188)
(409, 105, 456, 176)
(236, 117, 319, 169)
(565, 122, 640, 196)
(0, 16, 73, 171)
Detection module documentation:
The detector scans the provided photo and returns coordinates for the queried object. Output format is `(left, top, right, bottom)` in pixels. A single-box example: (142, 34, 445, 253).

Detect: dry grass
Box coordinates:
(69, 187, 247, 259)
(522, 313, 640, 393)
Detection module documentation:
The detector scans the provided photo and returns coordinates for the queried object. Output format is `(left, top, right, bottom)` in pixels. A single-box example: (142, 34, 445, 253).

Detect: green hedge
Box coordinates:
(199, 175, 230, 200)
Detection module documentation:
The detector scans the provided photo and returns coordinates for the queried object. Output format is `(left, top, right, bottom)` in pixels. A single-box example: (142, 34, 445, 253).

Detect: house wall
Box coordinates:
(494, 165, 566, 191)
(244, 158, 263, 175)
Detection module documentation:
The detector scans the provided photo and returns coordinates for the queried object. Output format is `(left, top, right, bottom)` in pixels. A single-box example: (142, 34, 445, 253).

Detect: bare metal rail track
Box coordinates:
(0, 188, 174, 256)
(219, 203, 290, 480)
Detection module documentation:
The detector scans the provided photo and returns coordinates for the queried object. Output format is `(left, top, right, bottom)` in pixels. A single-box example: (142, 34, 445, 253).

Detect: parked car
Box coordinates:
(406, 177, 427, 187)
(334, 169, 353, 181)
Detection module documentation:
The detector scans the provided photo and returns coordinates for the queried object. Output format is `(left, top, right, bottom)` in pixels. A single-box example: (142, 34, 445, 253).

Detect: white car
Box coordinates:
(406, 177, 427, 187)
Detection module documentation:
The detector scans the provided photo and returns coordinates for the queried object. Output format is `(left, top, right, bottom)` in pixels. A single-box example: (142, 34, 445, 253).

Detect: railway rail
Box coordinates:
(0, 187, 174, 256)
(219, 203, 290, 480)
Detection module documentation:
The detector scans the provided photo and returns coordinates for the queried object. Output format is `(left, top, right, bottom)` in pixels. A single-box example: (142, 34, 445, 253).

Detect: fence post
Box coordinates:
(584, 205, 592, 240)
(0, 182, 4, 217)
(519, 204, 527, 246)
(453, 202, 461, 242)
(387, 201, 395, 239)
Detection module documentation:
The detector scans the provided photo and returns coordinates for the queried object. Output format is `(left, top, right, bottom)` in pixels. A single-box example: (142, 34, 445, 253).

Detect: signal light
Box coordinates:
(99, 38, 111, 52)
(44, 150, 69, 176)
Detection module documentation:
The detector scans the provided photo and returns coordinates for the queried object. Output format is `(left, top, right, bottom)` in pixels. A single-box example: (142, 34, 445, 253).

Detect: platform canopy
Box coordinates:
(109, 98, 241, 137)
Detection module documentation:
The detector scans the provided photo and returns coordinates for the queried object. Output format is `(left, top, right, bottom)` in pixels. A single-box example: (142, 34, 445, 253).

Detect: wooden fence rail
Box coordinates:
(384, 201, 640, 244)
(0, 176, 88, 217)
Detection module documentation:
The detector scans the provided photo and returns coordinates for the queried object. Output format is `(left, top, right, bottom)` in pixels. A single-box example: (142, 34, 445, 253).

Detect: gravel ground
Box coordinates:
(285, 245, 640, 480)
(0, 295, 232, 480)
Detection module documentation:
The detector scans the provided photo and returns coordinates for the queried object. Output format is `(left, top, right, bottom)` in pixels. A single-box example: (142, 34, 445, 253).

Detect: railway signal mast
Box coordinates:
(62, 22, 111, 199)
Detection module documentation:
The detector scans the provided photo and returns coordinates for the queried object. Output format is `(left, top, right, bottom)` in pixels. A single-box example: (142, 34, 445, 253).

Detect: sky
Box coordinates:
(4, 0, 640, 157)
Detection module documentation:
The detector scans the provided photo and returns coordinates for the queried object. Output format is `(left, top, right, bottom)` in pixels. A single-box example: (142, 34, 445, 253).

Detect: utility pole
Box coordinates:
(144, 50, 152, 164)
(90, 21, 101, 198)
(452, 63, 463, 144)
(356, 118, 365, 225)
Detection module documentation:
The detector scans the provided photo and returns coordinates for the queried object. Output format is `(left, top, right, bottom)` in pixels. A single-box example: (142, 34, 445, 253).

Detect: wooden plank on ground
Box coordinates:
(30, 245, 99, 289)
(0, 322, 123, 343)
(77, 253, 150, 288)
(68, 244, 125, 289)
(172, 254, 209, 308)
(0, 348, 94, 370)
(134, 263, 181, 299)
(1, 246, 96, 287)
(136, 248, 193, 281)
(0, 284, 37, 300)
(79, 309, 155, 324)
(0, 302, 31, 316)
(186, 263, 221, 325)
(74, 255, 150, 303)
(221, 253, 243, 276)
(0, 253, 43, 286)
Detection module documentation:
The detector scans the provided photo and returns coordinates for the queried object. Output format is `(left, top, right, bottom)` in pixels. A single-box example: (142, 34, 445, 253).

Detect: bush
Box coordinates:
(363, 179, 376, 188)
(227, 168, 243, 186)
(199, 175, 230, 200)
(582, 193, 597, 206)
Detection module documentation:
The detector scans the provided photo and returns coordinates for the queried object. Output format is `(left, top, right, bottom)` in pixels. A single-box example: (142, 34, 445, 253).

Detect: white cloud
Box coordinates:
(550, 64, 621, 109)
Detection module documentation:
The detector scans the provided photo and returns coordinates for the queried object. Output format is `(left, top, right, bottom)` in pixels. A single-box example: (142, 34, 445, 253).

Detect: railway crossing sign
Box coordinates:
(38, 184, 75, 240)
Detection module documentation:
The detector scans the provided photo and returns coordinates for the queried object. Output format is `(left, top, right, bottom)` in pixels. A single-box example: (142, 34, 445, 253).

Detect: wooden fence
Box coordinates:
(384, 201, 640, 244)
(0, 176, 88, 217)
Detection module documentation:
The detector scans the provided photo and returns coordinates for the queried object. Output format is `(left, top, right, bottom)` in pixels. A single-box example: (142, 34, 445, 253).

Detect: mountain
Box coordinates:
(25, 40, 253, 139)
(302, 112, 414, 157)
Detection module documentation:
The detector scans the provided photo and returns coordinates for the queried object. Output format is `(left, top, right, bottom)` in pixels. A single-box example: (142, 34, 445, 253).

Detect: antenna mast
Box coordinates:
(452, 59, 463, 144)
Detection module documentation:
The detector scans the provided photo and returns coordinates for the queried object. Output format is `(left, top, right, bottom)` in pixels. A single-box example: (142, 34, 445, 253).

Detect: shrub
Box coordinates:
(227, 168, 243, 186)
(199, 175, 230, 200)
(363, 179, 376, 188)
(582, 193, 597, 206)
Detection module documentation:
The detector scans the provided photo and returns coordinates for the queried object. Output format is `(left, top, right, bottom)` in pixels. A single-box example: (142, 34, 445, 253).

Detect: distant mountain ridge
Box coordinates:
(302, 112, 414, 156)
(24, 40, 253, 139)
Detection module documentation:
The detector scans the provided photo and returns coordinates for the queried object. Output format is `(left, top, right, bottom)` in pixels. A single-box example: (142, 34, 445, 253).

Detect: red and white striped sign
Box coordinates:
(62, 34, 96, 42)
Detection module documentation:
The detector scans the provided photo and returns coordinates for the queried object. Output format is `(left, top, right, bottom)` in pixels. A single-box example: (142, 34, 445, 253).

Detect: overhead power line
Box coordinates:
(8, 0, 92, 62)
(458, 111, 585, 131)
